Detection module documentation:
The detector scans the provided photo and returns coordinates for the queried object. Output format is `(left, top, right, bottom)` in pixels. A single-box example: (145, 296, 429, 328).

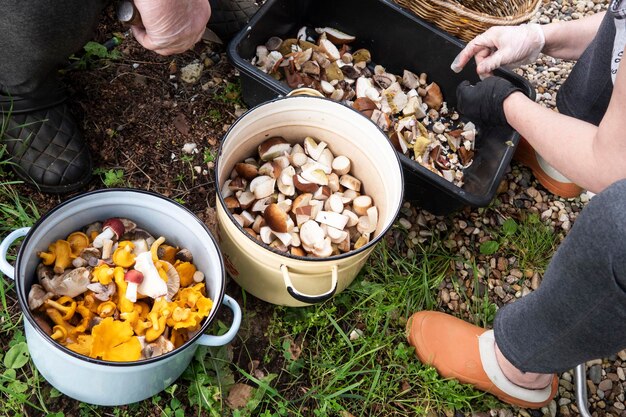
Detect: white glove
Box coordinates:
(132, 0, 211, 56)
(450, 23, 545, 78)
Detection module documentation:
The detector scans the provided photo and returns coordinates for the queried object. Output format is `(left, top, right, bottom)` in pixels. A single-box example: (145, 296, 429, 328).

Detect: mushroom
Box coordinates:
(402, 70, 420, 90)
(175, 261, 196, 287)
(301, 167, 328, 186)
(175, 248, 193, 263)
(265, 36, 283, 51)
(264, 203, 293, 233)
(249, 176, 276, 199)
(315, 211, 349, 230)
(134, 251, 168, 300)
(352, 195, 373, 216)
(234, 162, 259, 180)
(318, 38, 341, 61)
(258, 137, 291, 161)
(161, 261, 181, 301)
(86, 282, 117, 302)
(73, 247, 101, 268)
(90, 317, 142, 362)
(343, 209, 359, 227)
(36, 263, 54, 283)
(238, 191, 256, 209)
(101, 238, 114, 260)
(311, 237, 333, 258)
(315, 27, 356, 44)
(193, 270, 205, 283)
(293, 175, 319, 193)
(339, 174, 362, 192)
(85, 221, 102, 240)
(327, 194, 345, 213)
(124, 270, 144, 303)
(423, 82, 443, 110)
(299, 220, 326, 248)
(303, 137, 327, 161)
(28, 283, 54, 310)
(41, 267, 91, 298)
(142, 335, 175, 359)
(331, 155, 351, 176)
(92, 218, 125, 248)
(228, 176, 247, 192)
(112, 242, 136, 268)
(67, 232, 90, 257)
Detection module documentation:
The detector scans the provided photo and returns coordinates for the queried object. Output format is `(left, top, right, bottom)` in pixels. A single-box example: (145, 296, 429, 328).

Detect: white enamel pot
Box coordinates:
(0, 189, 242, 406)
(215, 95, 404, 306)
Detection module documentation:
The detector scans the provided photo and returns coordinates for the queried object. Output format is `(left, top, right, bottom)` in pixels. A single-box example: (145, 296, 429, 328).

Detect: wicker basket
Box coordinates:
(393, 0, 542, 42)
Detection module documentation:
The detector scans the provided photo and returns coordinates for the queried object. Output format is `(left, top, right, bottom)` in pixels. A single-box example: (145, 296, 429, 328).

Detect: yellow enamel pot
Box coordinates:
(215, 95, 403, 306)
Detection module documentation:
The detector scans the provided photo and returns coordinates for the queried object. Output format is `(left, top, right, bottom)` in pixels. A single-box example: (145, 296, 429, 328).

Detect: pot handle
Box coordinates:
(281, 264, 338, 304)
(195, 294, 242, 346)
(0, 227, 30, 280)
(286, 88, 324, 98)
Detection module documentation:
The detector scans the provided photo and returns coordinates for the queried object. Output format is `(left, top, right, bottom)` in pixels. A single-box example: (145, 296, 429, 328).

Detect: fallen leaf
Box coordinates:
(226, 383, 254, 409)
(173, 113, 190, 136)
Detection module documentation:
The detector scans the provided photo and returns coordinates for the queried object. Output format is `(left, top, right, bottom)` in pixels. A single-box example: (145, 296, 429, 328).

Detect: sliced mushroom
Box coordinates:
(235, 162, 259, 180)
(315, 211, 349, 230)
(175, 248, 193, 263)
(303, 137, 327, 161)
(424, 82, 443, 110)
(331, 155, 351, 176)
(258, 137, 291, 161)
(343, 209, 359, 227)
(353, 195, 373, 216)
(339, 174, 362, 192)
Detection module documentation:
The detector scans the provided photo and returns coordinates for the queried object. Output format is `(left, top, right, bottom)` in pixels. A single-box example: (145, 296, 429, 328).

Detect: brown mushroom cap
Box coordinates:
(234, 162, 259, 180)
(264, 203, 290, 233)
(258, 137, 291, 161)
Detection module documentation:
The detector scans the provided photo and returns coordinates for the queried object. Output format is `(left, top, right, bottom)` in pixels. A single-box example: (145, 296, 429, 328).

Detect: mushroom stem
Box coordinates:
(92, 228, 115, 248)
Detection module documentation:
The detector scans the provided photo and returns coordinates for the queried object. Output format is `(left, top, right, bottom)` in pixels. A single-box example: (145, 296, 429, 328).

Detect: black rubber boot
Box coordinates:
(1, 91, 92, 194)
(208, 0, 259, 41)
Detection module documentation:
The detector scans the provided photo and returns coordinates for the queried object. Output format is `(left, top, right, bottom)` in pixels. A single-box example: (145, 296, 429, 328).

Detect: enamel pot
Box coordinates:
(0, 189, 242, 406)
(215, 95, 404, 306)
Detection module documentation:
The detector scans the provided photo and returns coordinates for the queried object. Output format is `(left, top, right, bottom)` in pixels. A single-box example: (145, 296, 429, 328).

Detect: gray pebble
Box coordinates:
(590, 364, 603, 384)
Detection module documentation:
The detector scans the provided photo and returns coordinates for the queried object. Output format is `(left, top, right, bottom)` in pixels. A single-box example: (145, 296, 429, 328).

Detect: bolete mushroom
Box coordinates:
(258, 137, 291, 161)
(28, 283, 54, 310)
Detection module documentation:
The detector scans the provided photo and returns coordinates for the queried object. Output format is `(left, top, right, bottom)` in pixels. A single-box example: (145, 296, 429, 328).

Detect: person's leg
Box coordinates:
(494, 178, 626, 374)
(0, 0, 106, 193)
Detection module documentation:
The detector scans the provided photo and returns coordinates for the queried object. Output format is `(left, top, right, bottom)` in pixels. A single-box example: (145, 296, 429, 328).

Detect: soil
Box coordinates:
(10, 6, 285, 414)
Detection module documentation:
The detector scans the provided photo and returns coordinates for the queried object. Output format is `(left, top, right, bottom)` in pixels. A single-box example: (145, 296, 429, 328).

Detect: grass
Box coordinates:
(0, 117, 554, 415)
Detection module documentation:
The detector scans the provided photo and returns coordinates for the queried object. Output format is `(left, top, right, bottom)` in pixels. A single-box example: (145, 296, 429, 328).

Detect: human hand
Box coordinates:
(132, 0, 211, 56)
(456, 76, 523, 126)
(450, 24, 545, 78)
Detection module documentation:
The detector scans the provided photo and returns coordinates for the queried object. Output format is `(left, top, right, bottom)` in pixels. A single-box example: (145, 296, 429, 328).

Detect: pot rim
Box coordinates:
(215, 95, 404, 261)
(16, 188, 226, 367)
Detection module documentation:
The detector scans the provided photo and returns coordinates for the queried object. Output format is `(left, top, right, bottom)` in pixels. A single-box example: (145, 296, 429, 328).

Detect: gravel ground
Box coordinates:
(395, 1, 626, 416)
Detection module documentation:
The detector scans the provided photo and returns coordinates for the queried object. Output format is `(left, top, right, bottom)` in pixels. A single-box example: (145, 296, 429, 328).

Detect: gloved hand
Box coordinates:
(456, 76, 523, 126)
(450, 24, 545, 78)
(132, 0, 211, 56)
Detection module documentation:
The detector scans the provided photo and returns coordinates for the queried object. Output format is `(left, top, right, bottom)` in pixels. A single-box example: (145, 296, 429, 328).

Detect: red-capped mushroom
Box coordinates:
(124, 270, 144, 303)
(92, 218, 125, 248)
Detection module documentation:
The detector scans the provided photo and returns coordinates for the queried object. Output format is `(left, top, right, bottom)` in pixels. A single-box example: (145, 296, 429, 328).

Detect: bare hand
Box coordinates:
(132, 0, 211, 56)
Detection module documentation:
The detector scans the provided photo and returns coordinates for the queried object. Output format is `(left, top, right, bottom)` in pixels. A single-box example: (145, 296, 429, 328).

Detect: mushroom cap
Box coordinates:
(124, 270, 145, 284)
(103, 218, 125, 239)
(264, 203, 290, 233)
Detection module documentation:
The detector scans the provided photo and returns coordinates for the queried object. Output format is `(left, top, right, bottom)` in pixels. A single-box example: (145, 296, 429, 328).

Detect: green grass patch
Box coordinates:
(479, 214, 557, 274)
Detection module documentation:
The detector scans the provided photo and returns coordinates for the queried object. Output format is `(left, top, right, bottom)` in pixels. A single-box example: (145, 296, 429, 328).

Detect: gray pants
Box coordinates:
(495, 179, 626, 373)
(0, 1, 106, 98)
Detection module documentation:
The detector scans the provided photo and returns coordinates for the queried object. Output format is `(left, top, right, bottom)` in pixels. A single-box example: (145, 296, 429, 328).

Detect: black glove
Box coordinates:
(456, 76, 523, 126)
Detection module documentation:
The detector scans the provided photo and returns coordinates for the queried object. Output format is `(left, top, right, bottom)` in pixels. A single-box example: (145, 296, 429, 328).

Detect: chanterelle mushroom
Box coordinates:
(41, 267, 91, 298)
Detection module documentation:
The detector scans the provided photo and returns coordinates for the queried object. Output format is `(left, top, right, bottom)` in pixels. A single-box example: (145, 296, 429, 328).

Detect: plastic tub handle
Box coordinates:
(195, 294, 242, 346)
(281, 264, 338, 304)
(0, 228, 30, 280)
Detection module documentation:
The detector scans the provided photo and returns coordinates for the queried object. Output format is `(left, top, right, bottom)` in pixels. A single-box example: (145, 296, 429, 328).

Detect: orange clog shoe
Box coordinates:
(406, 311, 558, 409)
(514, 137, 583, 199)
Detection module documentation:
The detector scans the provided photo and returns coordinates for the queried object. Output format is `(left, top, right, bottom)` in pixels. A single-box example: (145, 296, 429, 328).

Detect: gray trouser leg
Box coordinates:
(494, 179, 626, 374)
(0, 0, 106, 97)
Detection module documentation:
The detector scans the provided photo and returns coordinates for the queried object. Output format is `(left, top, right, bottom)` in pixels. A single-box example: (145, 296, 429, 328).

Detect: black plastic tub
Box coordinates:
(227, 0, 534, 215)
